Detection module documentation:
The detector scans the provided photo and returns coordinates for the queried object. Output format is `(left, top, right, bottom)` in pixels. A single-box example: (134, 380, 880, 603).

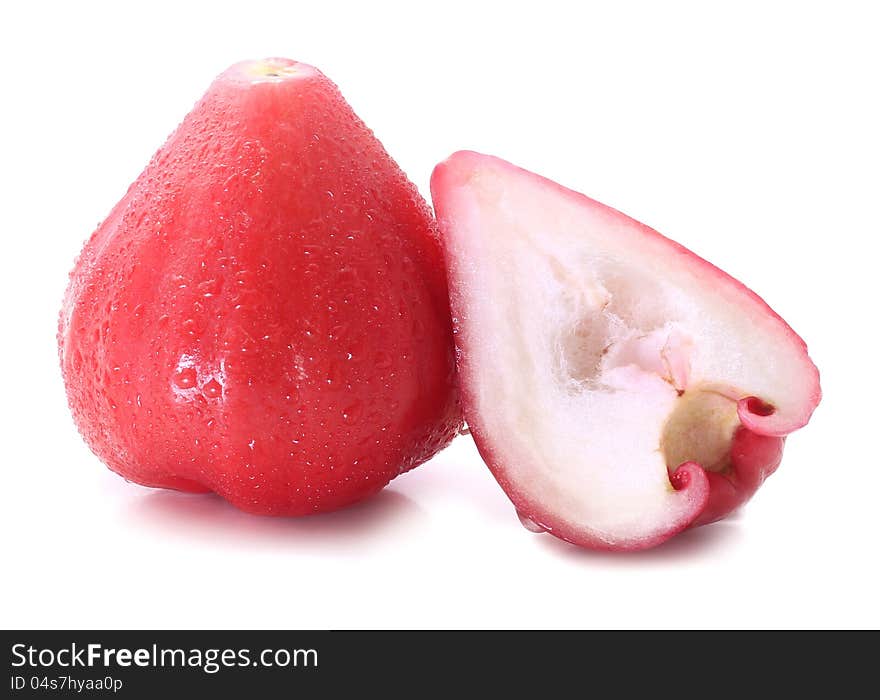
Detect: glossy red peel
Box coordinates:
(694, 427, 785, 527)
(431, 151, 820, 550)
(59, 59, 461, 515)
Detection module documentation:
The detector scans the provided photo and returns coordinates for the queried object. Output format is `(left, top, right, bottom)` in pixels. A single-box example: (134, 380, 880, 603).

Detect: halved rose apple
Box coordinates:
(431, 151, 820, 550)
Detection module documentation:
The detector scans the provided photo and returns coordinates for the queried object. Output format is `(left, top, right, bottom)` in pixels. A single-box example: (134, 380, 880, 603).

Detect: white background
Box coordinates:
(2, 1, 877, 629)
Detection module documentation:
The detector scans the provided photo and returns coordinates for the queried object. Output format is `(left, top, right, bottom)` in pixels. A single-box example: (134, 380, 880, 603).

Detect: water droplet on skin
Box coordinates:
(325, 362, 342, 386)
(202, 378, 223, 398)
(517, 511, 546, 534)
(198, 278, 222, 296)
(329, 321, 349, 340)
(342, 402, 363, 421)
(173, 367, 197, 388)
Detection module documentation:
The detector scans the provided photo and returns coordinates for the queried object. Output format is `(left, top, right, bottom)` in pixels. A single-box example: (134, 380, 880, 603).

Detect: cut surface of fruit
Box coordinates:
(431, 151, 820, 550)
(59, 59, 460, 515)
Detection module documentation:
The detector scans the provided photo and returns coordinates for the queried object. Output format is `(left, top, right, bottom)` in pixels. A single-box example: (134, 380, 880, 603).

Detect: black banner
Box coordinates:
(1, 630, 870, 697)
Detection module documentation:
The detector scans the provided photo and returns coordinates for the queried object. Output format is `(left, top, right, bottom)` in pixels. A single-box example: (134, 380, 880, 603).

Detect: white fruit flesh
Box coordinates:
(433, 153, 818, 547)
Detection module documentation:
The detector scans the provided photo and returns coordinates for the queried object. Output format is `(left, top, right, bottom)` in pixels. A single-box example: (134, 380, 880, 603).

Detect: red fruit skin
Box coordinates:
(693, 428, 785, 527)
(59, 59, 460, 515)
(432, 151, 821, 550)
